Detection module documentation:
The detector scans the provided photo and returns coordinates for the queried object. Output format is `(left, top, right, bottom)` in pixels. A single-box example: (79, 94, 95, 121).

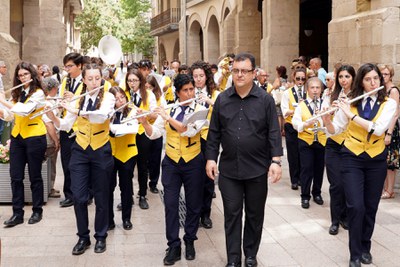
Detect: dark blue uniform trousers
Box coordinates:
(284, 123, 300, 185)
(10, 135, 46, 217)
(60, 130, 75, 200)
(325, 138, 347, 225)
(136, 133, 151, 196)
(341, 147, 387, 261)
(148, 136, 163, 189)
(69, 142, 113, 241)
(162, 154, 204, 248)
(200, 138, 214, 219)
(299, 139, 325, 200)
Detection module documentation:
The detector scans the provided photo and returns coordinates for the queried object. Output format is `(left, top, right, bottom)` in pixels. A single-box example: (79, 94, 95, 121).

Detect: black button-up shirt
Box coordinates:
(206, 83, 283, 180)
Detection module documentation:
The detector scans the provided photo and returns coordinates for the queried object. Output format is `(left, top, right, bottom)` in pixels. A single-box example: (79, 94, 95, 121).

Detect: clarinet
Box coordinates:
(312, 96, 319, 143)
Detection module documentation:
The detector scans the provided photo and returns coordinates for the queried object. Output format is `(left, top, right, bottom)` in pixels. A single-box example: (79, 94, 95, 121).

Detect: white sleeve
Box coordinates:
(292, 106, 305, 132)
(280, 90, 291, 118)
(146, 115, 165, 140)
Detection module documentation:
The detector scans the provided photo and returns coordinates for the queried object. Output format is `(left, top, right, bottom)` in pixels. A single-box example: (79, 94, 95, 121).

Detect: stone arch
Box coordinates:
(206, 15, 220, 64)
(187, 19, 203, 65)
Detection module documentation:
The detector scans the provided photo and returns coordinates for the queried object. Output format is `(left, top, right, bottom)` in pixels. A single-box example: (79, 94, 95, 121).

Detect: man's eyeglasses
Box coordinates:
(295, 77, 306, 81)
(231, 69, 254, 75)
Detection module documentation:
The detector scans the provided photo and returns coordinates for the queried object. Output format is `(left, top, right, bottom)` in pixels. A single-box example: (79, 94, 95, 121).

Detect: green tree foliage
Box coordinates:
(76, 0, 154, 58)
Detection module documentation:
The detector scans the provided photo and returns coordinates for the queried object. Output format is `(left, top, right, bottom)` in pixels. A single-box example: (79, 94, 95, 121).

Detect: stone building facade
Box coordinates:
(0, 0, 83, 88)
(151, 0, 400, 83)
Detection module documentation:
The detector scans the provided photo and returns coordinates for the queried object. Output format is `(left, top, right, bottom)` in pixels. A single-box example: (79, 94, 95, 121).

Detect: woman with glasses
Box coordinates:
(1, 62, 47, 227)
(124, 68, 157, 209)
(322, 64, 356, 235)
(378, 64, 399, 199)
(322, 63, 396, 267)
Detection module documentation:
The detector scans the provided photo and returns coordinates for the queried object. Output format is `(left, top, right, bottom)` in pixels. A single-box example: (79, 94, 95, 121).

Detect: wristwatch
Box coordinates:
(271, 159, 282, 167)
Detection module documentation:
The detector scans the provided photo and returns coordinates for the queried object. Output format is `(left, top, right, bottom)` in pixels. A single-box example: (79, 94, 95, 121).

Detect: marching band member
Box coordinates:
(1, 62, 47, 227)
(322, 63, 396, 267)
(108, 86, 139, 231)
(322, 64, 355, 235)
(280, 68, 307, 190)
(45, 63, 115, 255)
(292, 77, 326, 209)
(190, 60, 220, 229)
(138, 74, 207, 265)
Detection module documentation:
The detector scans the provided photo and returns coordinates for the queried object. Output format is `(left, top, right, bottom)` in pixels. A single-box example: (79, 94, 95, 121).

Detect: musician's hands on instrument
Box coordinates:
(136, 109, 149, 125)
(63, 91, 74, 100)
(206, 160, 218, 180)
(197, 93, 213, 106)
(337, 99, 352, 118)
(60, 100, 79, 115)
(268, 162, 282, 183)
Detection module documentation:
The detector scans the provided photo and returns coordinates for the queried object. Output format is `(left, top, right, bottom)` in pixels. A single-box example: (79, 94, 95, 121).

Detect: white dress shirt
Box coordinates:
(131, 90, 157, 111)
(281, 85, 304, 118)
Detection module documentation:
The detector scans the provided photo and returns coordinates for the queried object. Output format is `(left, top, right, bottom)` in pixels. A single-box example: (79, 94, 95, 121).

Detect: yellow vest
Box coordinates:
(163, 76, 175, 103)
(165, 105, 202, 163)
(60, 77, 84, 133)
(11, 90, 47, 138)
(344, 103, 386, 157)
(298, 101, 327, 146)
(200, 90, 218, 140)
(109, 110, 138, 162)
(284, 88, 297, 124)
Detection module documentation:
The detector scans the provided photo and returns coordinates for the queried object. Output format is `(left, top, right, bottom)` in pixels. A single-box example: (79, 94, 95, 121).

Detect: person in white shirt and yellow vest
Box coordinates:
(1, 62, 47, 227)
(139, 74, 208, 266)
(322, 63, 396, 267)
(108, 86, 138, 231)
(45, 63, 115, 255)
(292, 77, 326, 209)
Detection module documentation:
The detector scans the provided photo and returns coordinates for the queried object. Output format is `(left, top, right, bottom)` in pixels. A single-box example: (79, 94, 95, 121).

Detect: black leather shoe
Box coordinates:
(291, 183, 299, 190)
(149, 187, 159, 194)
(184, 240, 195, 260)
(4, 215, 23, 227)
(60, 198, 74, 208)
(340, 220, 349, 230)
(94, 240, 106, 253)
(108, 221, 115, 230)
(139, 196, 149, 209)
(361, 252, 372, 264)
(301, 199, 310, 209)
(200, 217, 213, 229)
(226, 262, 241, 267)
(349, 259, 361, 267)
(163, 246, 181, 265)
(329, 224, 339, 235)
(72, 239, 91, 255)
(245, 256, 258, 267)
(313, 195, 324, 205)
(28, 212, 42, 224)
(123, 220, 133, 230)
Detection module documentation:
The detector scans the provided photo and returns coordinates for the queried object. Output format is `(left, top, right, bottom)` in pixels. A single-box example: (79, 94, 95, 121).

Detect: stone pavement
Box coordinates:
(1, 143, 400, 267)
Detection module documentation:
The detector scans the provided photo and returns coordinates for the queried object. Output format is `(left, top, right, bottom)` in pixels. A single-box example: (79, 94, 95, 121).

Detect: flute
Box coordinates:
(4, 79, 33, 93)
(305, 85, 385, 123)
(121, 97, 197, 124)
(30, 85, 104, 119)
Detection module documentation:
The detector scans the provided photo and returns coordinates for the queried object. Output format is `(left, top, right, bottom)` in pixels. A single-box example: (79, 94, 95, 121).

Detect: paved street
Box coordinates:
(1, 141, 400, 267)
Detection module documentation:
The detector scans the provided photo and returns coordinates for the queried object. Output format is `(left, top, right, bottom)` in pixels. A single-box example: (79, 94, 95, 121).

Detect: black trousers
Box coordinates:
(298, 139, 325, 200)
(136, 133, 151, 196)
(10, 135, 46, 217)
(325, 139, 347, 225)
(284, 123, 300, 185)
(200, 138, 214, 218)
(162, 154, 204, 248)
(69, 142, 113, 241)
(60, 130, 75, 200)
(341, 147, 387, 261)
(219, 173, 268, 264)
(148, 136, 163, 189)
(109, 156, 136, 224)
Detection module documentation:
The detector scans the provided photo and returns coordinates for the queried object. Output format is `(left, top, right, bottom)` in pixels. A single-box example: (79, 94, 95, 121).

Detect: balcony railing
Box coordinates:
(150, 8, 181, 36)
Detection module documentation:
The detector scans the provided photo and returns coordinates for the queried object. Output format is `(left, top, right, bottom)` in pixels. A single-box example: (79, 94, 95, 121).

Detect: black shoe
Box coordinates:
(163, 246, 181, 265)
(72, 239, 91, 255)
(212, 191, 216, 198)
(108, 221, 116, 230)
(123, 220, 133, 230)
(185, 240, 195, 260)
(349, 259, 361, 267)
(301, 199, 310, 209)
(291, 183, 299, 190)
(28, 212, 42, 224)
(245, 256, 258, 267)
(4, 215, 23, 227)
(329, 224, 339, 235)
(94, 240, 106, 253)
(139, 196, 149, 209)
(339, 220, 349, 230)
(60, 198, 74, 208)
(313, 195, 324, 205)
(149, 187, 159, 194)
(226, 262, 241, 267)
(200, 217, 213, 229)
(361, 252, 372, 264)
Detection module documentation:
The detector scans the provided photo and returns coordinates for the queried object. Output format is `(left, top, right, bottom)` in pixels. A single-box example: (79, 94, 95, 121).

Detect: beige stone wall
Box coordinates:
(159, 32, 180, 64)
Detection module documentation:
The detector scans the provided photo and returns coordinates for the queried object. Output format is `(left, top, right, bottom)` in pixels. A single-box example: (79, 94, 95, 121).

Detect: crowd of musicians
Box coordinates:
(0, 52, 398, 267)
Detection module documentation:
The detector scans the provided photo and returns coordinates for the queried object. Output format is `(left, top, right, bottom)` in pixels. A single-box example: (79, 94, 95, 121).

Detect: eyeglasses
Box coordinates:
(18, 72, 31, 78)
(231, 69, 254, 75)
(127, 79, 140, 83)
(295, 77, 306, 81)
(64, 64, 76, 69)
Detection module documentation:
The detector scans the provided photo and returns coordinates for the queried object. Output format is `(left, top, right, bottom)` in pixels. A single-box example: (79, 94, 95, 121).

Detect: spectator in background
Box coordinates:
(178, 64, 189, 74)
(309, 57, 327, 86)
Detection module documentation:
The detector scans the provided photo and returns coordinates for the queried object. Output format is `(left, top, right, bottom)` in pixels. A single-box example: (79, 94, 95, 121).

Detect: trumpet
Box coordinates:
(4, 79, 33, 93)
(121, 97, 197, 124)
(305, 85, 385, 123)
(30, 85, 104, 119)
